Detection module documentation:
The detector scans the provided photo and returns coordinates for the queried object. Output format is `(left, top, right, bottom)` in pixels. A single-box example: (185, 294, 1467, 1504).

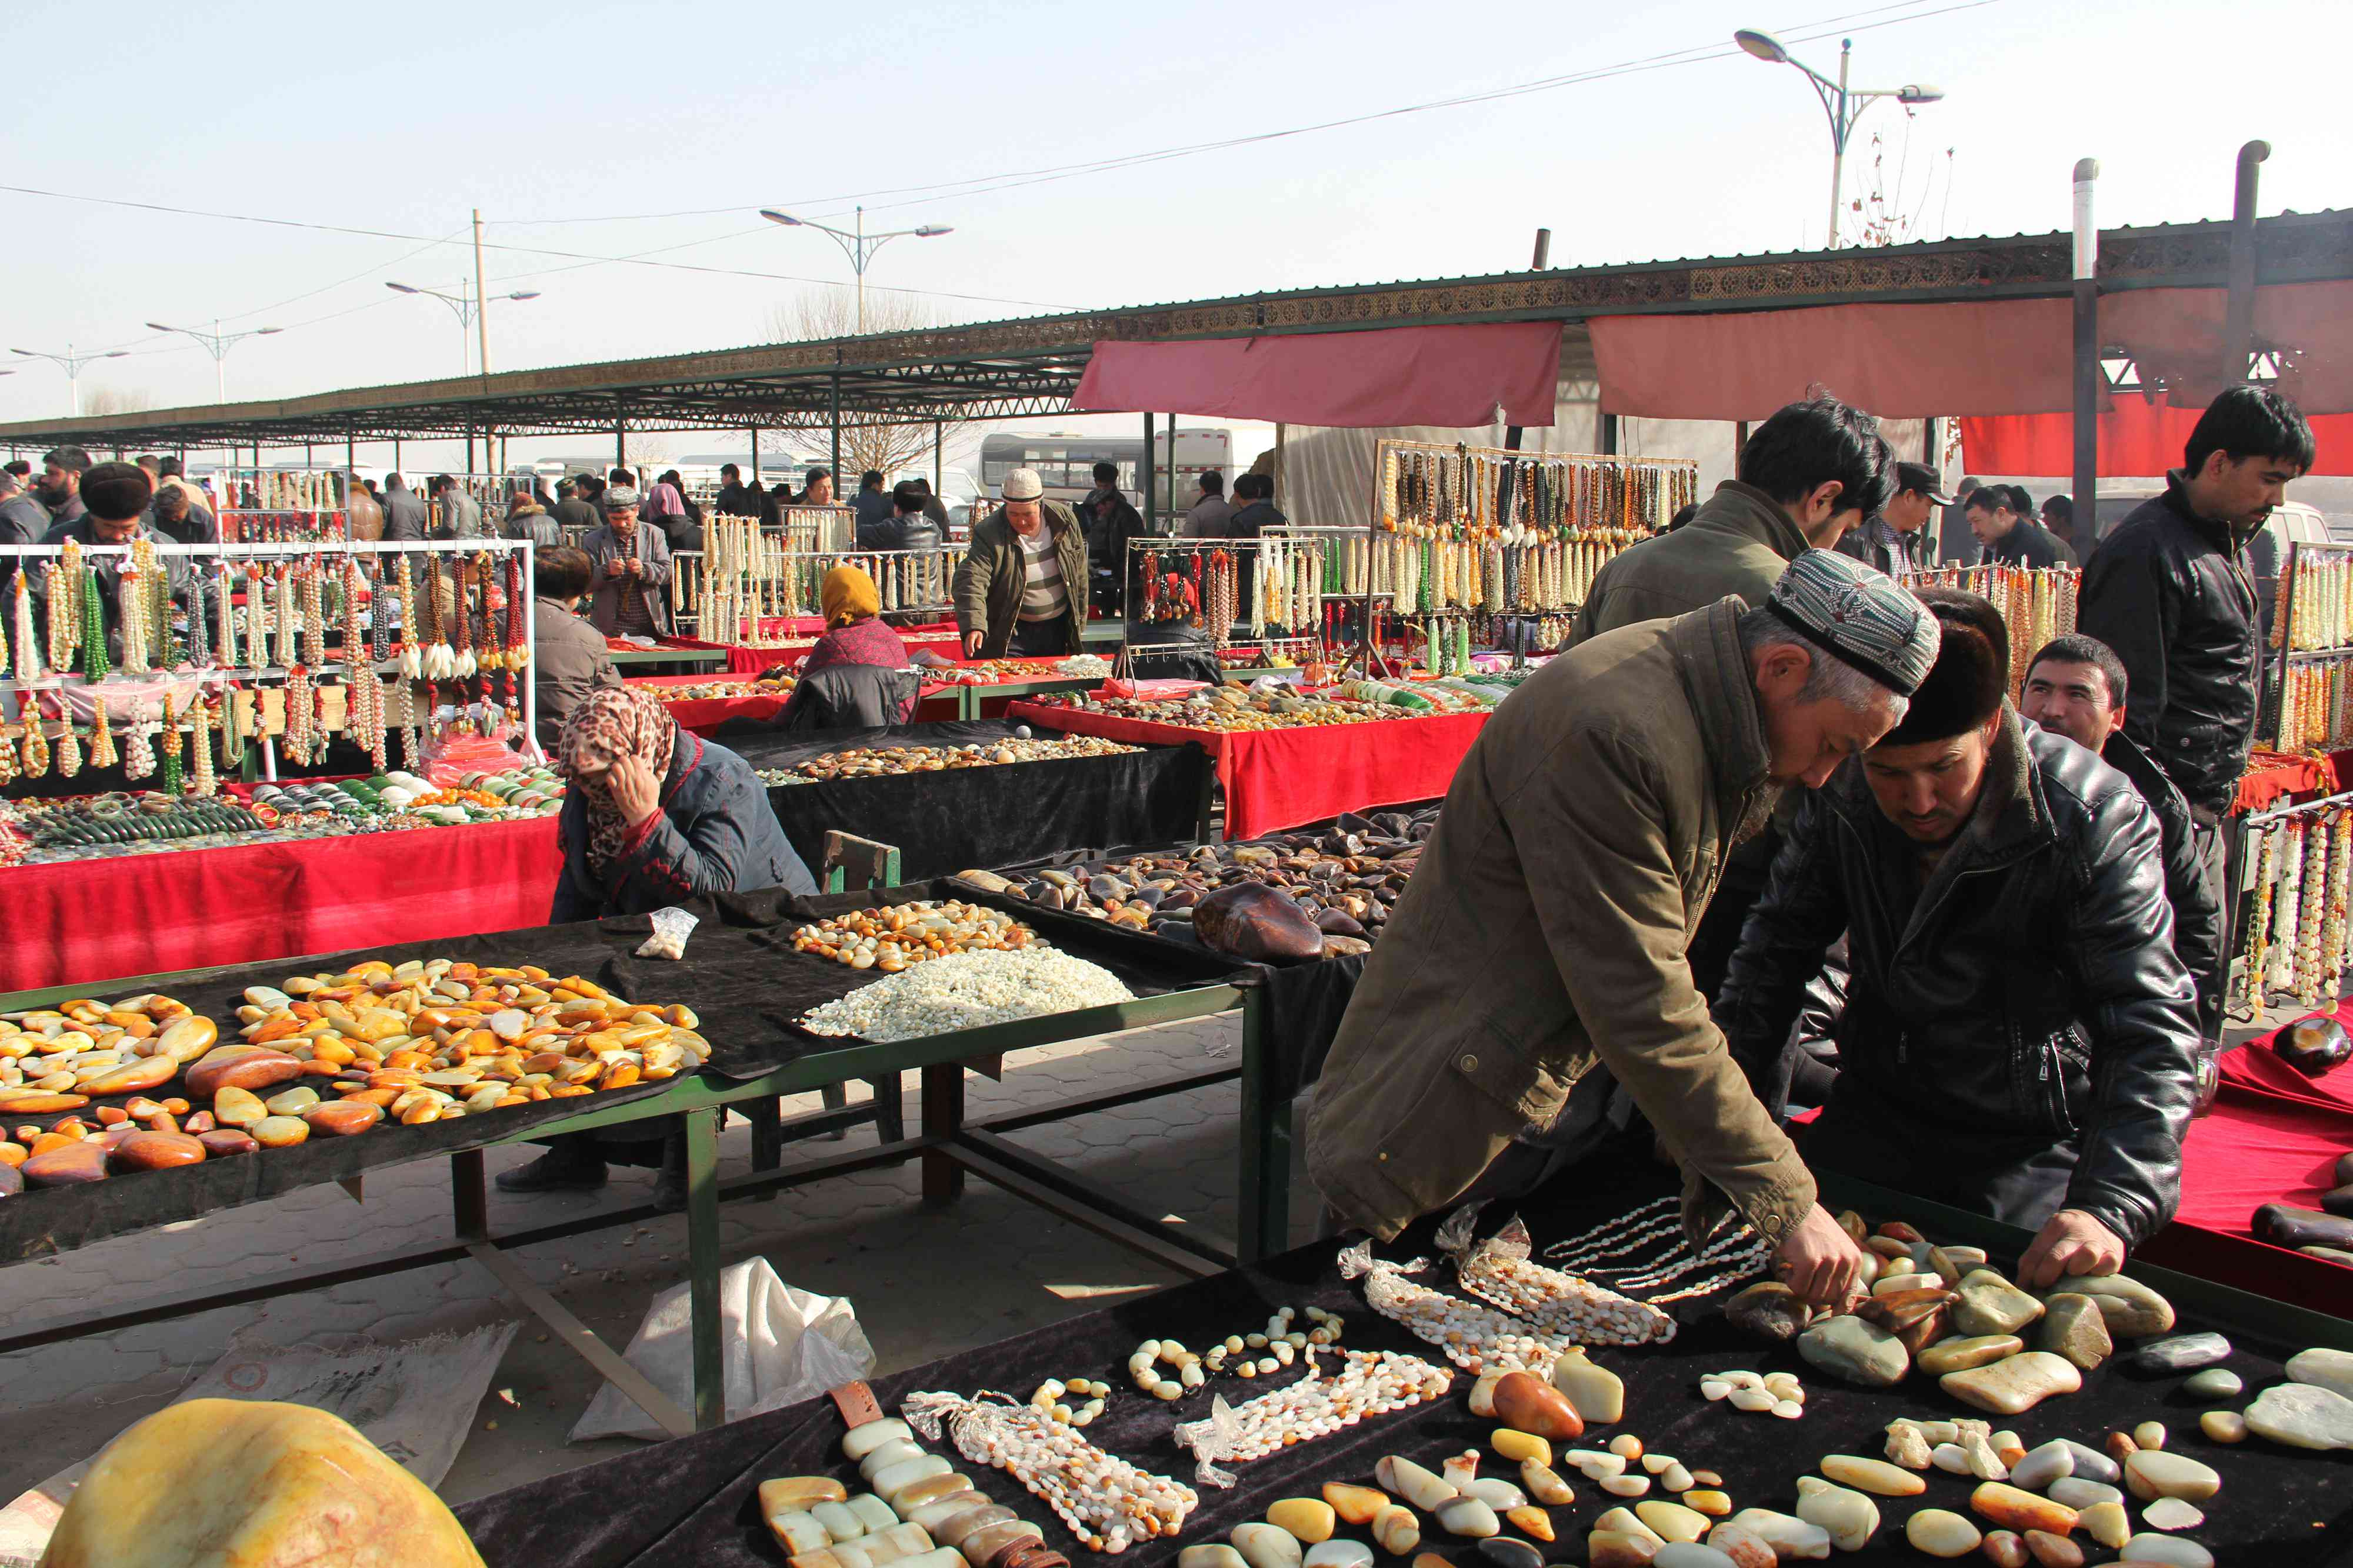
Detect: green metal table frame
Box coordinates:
(0, 962, 1265, 1439)
(952, 676, 1104, 721)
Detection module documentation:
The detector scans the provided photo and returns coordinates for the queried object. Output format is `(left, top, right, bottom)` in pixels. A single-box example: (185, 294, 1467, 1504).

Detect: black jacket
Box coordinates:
(1085, 493, 1148, 613)
(1715, 709, 2198, 1249)
(551, 729, 815, 922)
(714, 483, 765, 520)
(2099, 727, 2224, 1038)
(776, 663, 920, 731)
(2077, 472, 2261, 818)
(1982, 516, 2075, 568)
(856, 512, 944, 553)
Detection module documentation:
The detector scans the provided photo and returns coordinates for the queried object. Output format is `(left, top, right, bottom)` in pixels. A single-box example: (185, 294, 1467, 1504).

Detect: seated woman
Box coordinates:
(502, 687, 816, 1205)
(775, 565, 919, 731)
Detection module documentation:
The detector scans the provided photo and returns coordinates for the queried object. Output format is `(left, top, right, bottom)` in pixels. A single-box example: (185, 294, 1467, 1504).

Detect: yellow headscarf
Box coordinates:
(822, 564, 881, 629)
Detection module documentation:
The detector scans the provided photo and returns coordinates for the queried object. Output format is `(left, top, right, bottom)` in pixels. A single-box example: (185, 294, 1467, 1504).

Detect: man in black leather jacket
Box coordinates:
(1717, 589, 2199, 1286)
(2019, 635, 2224, 1041)
(2078, 387, 2317, 1006)
(857, 481, 945, 553)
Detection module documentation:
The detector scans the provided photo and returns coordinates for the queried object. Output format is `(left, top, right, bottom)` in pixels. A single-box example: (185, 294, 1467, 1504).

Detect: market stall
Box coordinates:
(627, 670, 801, 734)
(919, 655, 1115, 720)
(1010, 689, 1485, 841)
(0, 881, 1258, 1438)
(455, 1159, 2353, 1567)
(669, 625, 967, 677)
(723, 719, 1218, 882)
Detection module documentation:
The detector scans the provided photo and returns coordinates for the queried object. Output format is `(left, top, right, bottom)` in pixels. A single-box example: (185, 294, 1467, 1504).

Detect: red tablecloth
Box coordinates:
(0, 817, 564, 994)
(1008, 702, 1485, 839)
(2218, 999, 2353, 1112)
(2234, 748, 2351, 815)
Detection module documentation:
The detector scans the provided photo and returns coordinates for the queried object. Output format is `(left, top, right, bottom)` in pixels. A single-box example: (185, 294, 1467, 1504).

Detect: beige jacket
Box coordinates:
(1305, 598, 1816, 1248)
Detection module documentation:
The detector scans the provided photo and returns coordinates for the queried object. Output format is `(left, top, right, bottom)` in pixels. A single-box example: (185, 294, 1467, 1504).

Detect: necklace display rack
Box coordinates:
(1119, 535, 1338, 668)
(2235, 785, 2353, 1017)
(1911, 565, 2079, 697)
(2268, 540, 2353, 753)
(1364, 439, 1697, 675)
(696, 514, 948, 642)
(0, 536, 539, 792)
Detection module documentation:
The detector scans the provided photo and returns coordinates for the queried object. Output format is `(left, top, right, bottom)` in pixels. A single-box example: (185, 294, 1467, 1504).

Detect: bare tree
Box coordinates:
(80, 385, 155, 416)
(759, 289, 969, 483)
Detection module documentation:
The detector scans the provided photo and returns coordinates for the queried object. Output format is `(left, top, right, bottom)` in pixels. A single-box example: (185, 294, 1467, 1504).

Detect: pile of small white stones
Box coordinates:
(799, 948, 1134, 1042)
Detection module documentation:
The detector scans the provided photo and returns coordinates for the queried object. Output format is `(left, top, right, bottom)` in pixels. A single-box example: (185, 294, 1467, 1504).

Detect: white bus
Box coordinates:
(977, 428, 1235, 516)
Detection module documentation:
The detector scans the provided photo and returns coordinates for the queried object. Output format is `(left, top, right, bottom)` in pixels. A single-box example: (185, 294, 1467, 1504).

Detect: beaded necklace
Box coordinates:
(1337, 1239, 1571, 1376)
(1170, 1347, 1452, 1489)
(1443, 1212, 1675, 1345)
(904, 1390, 1198, 1552)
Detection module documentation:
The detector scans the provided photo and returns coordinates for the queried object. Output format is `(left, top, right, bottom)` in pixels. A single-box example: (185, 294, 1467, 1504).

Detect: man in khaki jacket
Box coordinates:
(1307, 551, 1939, 1307)
(954, 467, 1088, 658)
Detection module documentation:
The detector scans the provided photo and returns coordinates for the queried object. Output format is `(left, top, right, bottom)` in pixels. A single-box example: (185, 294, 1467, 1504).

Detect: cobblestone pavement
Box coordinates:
(0, 1010, 1321, 1507)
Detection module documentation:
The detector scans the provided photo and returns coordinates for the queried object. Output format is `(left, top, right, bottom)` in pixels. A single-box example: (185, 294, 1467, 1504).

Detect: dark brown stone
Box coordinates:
(184, 1046, 305, 1099)
(1191, 883, 1324, 961)
(2277, 1014, 2353, 1079)
(2255, 1202, 2353, 1251)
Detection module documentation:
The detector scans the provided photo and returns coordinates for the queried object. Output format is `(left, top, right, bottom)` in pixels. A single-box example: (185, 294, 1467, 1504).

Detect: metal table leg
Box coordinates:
(685, 1107, 724, 1431)
(921, 1062, 966, 1203)
(1236, 989, 1292, 1262)
(451, 1148, 488, 1240)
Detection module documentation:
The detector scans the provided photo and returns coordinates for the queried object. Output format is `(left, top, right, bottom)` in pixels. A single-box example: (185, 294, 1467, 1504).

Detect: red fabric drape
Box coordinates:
(1961, 404, 2353, 478)
(1071, 324, 1562, 428)
(0, 818, 565, 993)
(1007, 702, 1484, 839)
(2217, 998, 2353, 1114)
(1589, 300, 2081, 420)
(2232, 749, 2353, 816)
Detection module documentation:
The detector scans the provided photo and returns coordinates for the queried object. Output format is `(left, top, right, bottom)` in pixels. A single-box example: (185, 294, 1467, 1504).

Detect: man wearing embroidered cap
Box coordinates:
(1716, 588, 2199, 1287)
(1309, 551, 1936, 1309)
(953, 466, 1088, 658)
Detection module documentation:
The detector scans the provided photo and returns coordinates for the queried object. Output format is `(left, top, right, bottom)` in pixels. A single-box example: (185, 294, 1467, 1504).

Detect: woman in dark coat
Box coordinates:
(501, 686, 815, 1205)
(775, 565, 919, 730)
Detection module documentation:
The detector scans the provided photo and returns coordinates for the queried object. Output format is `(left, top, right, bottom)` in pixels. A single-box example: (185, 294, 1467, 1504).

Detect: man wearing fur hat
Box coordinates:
(1715, 588, 2201, 1287)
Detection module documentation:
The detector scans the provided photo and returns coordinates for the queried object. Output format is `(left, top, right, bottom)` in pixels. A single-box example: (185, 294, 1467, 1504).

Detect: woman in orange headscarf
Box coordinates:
(774, 565, 918, 729)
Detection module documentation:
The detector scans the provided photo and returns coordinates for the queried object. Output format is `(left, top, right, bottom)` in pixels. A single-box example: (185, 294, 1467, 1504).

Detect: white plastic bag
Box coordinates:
(569, 1257, 874, 1442)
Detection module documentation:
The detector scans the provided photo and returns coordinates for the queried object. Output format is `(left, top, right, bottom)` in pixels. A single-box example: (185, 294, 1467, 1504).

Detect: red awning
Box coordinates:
(1961, 402, 2353, 478)
(1588, 299, 2081, 421)
(1069, 322, 1562, 427)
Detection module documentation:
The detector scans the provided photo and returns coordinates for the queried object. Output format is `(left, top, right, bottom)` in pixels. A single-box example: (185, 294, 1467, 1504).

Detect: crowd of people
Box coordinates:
(1309, 383, 2320, 1309)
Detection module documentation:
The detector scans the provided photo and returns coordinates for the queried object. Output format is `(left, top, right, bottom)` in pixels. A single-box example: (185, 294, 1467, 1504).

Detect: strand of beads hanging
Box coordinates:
(115, 561, 150, 676)
(79, 568, 110, 682)
(2267, 818, 2307, 995)
(54, 714, 81, 779)
(2297, 809, 2331, 1007)
(159, 694, 184, 796)
(184, 559, 211, 670)
(300, 556, 326, 670)
(902, 1390, 1198, 1551)
(19, 706, 49, 778)
(122, 703, 155, 781)
(2242, 822, 2279, 1016)
(8, 568, 41, 680)
(189, 695, 218, 797)
(1442, 1209, 1675, 1345)
(47, 542, 82, 672)
(88, 694, 117, 770)
(369, 556, 393, 665)
(0, 726, 15, 787)
(140, 536, 172, 666)
(1168, 1345, 1452, 1489)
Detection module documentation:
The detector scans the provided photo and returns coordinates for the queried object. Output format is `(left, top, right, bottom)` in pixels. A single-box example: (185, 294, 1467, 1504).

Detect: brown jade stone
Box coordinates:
(184, 1046, 304, 1099)
(1492, 1370, 1584, 1440)
(303, 1101, 384, 1137)
(1859, 1286, 1958, 1355)
(1877, 1221, 1927, 1244)
(22, 1141, 110, 1186)
(106, 1131, 208, 1173)
(196, 1129, 261, 1157)
(183, 1111, 215, 1134)
(2257, 1203, 2353, 1251)
(2277, 1014, 2353, 1077)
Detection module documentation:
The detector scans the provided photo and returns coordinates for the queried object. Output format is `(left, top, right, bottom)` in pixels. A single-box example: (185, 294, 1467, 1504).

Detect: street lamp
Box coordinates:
(385, 280, 541, 373)
(1735, 29, 1944, 248)
(144, 321, 283, 403)
(758, 205, 954, 334)
(10, 345, 131, 417)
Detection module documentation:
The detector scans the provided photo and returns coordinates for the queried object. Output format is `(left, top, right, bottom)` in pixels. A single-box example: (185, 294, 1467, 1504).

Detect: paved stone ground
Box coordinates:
(0, 989, 2299, 1514)
(0, 1010, 1323, 1508)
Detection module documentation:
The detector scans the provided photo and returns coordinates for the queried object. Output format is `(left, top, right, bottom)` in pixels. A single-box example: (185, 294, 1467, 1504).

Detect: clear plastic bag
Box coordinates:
(636, 906, 699, 960)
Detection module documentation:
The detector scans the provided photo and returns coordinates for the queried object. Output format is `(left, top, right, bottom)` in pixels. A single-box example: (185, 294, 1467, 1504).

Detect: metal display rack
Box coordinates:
(694, 509, 906, 642)
(2270, 539, 2353, 752)
(1119, 533, 1336, 663)
(0, 538, 538, 786)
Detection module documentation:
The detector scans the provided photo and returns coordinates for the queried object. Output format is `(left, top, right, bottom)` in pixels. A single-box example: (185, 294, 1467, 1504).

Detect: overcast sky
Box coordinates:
(2, 0, 2343, 472)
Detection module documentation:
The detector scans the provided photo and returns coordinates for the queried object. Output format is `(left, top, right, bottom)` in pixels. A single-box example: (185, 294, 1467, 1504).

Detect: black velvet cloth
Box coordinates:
(455, 1159, 2353, 1566)
(0, 883, 1243, 1264)
(714, 719, 1215, 882)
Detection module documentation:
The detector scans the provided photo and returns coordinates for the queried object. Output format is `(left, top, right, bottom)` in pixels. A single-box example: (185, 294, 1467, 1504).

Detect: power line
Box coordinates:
(492, 0, 1988, 228)
(0, 186, 1073, 312)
